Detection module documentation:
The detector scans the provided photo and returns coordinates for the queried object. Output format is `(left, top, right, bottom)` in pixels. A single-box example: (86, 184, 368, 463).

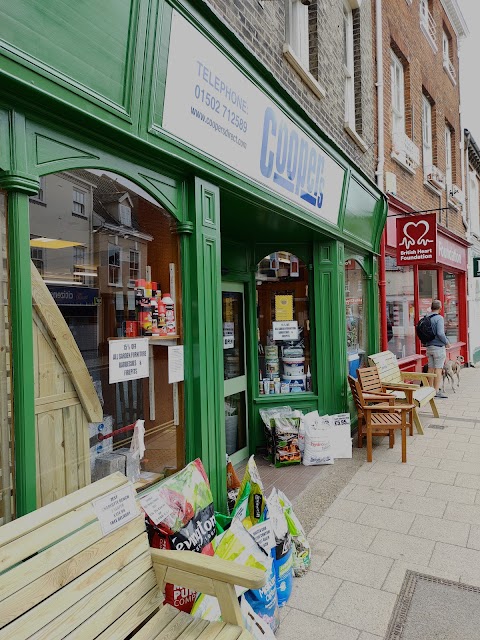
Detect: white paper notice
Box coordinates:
(109, 338, 149, 384)
(168, 345, 184, 383)
(272, 321, 299, 341)
(223, 322, 235, 349)
(139, 491, 174, 525)
(92, 484, 139, 536)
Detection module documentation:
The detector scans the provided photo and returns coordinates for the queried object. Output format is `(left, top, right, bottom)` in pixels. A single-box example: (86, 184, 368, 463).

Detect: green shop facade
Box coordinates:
(0, 0, 386, 520)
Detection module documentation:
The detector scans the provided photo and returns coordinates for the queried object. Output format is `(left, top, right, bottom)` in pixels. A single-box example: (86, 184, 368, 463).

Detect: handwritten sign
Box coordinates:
(273, 320, 298, 341)
(109, 338, 149, 384)
(92, 484, 138, 536)
(139, 491, 174, 525)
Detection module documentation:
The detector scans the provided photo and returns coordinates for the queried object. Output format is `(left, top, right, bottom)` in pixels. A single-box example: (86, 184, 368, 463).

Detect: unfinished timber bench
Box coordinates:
(0, 472, 265, 639)
(368, 350, 439, 435)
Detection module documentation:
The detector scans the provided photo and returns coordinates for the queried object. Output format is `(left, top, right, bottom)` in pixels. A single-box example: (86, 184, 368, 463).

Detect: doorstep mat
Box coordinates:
(385, 571, 480, 640)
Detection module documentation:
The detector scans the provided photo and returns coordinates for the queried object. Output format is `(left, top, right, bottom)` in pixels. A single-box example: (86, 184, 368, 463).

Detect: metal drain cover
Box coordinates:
(428, 424, 446, 430)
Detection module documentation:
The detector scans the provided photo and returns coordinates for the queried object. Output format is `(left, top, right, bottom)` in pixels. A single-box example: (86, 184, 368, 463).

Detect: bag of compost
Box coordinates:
(273, 415, 301, 468)
(266, 488, 293, 606)
(277, 489, 311, 577)
(302, 411, 334, 466)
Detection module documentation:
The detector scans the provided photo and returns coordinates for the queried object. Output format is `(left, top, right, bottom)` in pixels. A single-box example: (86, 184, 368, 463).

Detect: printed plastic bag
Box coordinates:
(302, 411, 334, 466)
(139, 459, 215, 612)
(233, 456, 266, 525)
(227, 455, 241, 514)
(277, 490, 311, 577)
(260, 406, 291, 462)
(273, 415, 301, 468)
(241, 597, 277, 640)
(266, 489, 293, 606)
(330, 413, 353, 459)
(190, 519, 268, 622)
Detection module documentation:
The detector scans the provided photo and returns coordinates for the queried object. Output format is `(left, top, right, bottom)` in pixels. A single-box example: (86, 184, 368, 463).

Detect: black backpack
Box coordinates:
(416, 314, 437, 346)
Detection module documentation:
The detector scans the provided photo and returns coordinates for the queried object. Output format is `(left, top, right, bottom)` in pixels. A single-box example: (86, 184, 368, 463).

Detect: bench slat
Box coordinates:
(151, 609, 193, 640)
(0, 516, 146, 625)
(176, 617, 211, 639)
(0, 539, 151, 640)
(0, 473, 128, 551)
(128, 603, 181, 640)
(94, 588, 164, 640)
(195, 623, 229, 640)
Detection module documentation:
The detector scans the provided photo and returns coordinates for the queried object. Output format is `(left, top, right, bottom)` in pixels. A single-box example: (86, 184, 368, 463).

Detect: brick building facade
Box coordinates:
(376, 0, 469, 368)
(202, 0, 376, 178)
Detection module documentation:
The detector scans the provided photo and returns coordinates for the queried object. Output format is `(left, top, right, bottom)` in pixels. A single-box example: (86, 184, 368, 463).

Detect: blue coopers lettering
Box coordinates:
(260, 106, 325, 209)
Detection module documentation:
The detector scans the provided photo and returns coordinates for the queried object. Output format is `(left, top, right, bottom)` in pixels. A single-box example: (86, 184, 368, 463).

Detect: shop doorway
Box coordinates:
(222, 283, 248, 465)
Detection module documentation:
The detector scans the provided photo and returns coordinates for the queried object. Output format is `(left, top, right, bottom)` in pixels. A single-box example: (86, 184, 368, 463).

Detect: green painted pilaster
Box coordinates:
(314, 240, 348, 414)
(365, 254, 380, 355)
(184, 178, 225, 510)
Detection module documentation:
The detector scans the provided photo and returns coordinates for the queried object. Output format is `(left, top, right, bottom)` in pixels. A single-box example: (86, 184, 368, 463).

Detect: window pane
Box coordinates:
(0, 192, 14, 524)
(29, 170, 184, 508)
(345, 259, 367, 376)
(386, 256, 415, 359)
(444, 271, 459, 343)
(223, 291, 245, 381)
(256, 252, 311, 395)
(419, 269, 438, 316)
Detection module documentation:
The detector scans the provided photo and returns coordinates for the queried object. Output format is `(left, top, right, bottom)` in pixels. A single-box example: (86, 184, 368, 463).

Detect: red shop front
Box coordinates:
(380, 201, 469, 371)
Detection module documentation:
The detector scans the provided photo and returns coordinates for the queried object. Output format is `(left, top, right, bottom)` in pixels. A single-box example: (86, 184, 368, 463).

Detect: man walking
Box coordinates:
(425, 299, 449, 398)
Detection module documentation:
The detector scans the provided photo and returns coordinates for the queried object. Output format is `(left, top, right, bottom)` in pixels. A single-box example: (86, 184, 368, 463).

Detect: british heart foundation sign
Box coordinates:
(396, 213, 437, 265)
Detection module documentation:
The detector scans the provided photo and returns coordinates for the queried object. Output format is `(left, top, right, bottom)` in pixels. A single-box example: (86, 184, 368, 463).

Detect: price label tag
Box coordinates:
(92, 484, 138, 536)
(272, 321, 298, 341)
(139, 491, 174, 525)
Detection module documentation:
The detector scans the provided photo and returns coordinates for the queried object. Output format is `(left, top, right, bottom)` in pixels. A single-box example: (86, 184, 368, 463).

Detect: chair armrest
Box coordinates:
(364, 403, 415, 413)
(364, 392, 395, 402)
(151, 549, 266, 590)
(383, 382, 421, 391)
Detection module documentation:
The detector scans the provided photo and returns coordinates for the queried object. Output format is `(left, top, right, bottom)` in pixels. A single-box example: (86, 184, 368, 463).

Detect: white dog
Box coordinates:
(442, 356, 464, 393)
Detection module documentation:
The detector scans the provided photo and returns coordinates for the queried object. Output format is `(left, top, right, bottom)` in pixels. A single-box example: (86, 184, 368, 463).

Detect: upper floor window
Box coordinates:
(73, 245, 86, 283)
(284, 0, 325, 99)
(391, 51, 405, 138)
(422, 95, 433, 172)
(129, 249, 140, 286)
(108, 244, 121, 286)
(72, 189, 86, 217)
(30, 176, 47, 204)
(442, 29, 456, 83)
(119, 203, 132, 227)
(30, 246, 44, 275)
(445, 124, 453, 188)
(420, 0, 437, 51)
(344, 2, 355, 125)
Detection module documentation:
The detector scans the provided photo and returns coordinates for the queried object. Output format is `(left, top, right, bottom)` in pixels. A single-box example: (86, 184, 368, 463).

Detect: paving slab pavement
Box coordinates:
(276, 366, 480, 640)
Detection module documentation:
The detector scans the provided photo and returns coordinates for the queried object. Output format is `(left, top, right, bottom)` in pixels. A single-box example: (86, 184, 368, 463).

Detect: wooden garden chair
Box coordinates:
(368, 351, 439, 435)
(348, 375, 414, 463)
(357, 366, 414, 437)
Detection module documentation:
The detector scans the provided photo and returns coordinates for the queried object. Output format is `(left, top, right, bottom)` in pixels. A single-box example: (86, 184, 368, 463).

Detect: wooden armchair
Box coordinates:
(357, 366, 414, 437)
(348, 375, 414, 463)
(368, 351, 439, 435)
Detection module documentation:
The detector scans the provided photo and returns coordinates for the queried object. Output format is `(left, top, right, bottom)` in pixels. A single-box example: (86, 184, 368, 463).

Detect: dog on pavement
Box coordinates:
(442, 356, 464, 393)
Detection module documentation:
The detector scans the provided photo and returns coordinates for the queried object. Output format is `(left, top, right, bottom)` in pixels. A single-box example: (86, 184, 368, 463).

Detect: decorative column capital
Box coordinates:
(0, 171, 39, 195)
(177, 221, 194, 235)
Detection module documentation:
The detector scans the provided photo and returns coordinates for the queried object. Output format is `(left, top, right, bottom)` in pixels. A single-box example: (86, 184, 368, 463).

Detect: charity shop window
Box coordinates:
(444, 271, 459, 343)
(345, 257, 367, 377)
(256, 252, 312, 395)
(385, 255, 415, 359)
(29, 170, 184, 509)
(419, 269, 438, 317)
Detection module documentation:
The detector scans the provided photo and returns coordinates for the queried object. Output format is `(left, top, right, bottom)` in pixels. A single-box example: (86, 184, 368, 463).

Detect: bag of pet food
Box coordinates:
(266, 488, 293, 606)
(302, 411, 334, 466)
(241, 597, 277, 640)
(233, 456, 266, 525)
(139, 459, 215, 613)
(260, 406, 291, 462)
(277, 490, 311, 577)
(273, 415, 301, 468)
(190, 519, 269, 622)
(243, 517, 280, 632)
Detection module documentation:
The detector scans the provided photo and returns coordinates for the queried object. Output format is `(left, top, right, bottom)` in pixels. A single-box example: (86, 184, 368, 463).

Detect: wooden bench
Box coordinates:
(368, 351, 439, 435)
(0, 473, 265, 639)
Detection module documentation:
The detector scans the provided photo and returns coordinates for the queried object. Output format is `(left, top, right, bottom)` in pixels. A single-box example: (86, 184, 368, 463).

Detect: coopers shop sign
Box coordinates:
(396, 213, 437, 265)
(162, 11, 345, 225)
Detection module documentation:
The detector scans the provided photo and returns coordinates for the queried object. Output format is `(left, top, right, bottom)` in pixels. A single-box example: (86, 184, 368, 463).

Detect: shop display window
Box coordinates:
(385, 255, 415, 359)
(419, 269, 438, 317)
(345, 258, 367, 377)
(444, 271, 459, 343)
(0, 192, 14, 523)
(256, 252, 312, 395)
(29, 170, 184, 506)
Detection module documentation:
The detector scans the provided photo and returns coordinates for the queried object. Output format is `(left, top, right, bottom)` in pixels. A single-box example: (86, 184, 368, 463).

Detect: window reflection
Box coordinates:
(345, 258, 367, 376)
(386, 256, 415, 359)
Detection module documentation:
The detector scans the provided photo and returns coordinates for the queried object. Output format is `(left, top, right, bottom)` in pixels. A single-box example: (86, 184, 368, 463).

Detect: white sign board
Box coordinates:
(168, 345, 184, 383)
(223, 321, 235, 349)
(163, 11, 345, 226)
(273, 321, 299, 341)
(92, 484, 138, 536)
(139, 491, 174, 526)
(109, 338, 149, 384)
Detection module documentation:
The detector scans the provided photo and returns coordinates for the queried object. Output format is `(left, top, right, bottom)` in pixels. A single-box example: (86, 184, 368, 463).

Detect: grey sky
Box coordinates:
(459, 1, 479, 141)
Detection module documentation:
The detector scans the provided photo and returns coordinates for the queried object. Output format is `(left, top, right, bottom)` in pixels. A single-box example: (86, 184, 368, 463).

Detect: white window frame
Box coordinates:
(419, 0, 437, 52)
(445, 125, 453, 190)
(443, 30, 449, 62)
(30, 176, 47, 204)
(422, 95, 433, 173)
(442, 30, 456, 84)
(344, 2, 355, 127)
(108, 243, 122, 286)
(72, 188, 87, 217)
(391, 51, 405, 139)
(469, 171, 480, 236)
(73, 245, 86, 284)
(118, 203, 132, 227)
(129, 249, 140, 286)
(283, 0, 326, 99)
(31, 246, 44, 275)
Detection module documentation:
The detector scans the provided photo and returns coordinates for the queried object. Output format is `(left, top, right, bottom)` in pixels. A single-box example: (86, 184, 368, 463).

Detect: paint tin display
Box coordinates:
(266, 359, 279, 377)
(280, 382, 290, 394)
(282, 374, 306, 392)
(265, 345, 278, 359)
(282, 357, 305, 376)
